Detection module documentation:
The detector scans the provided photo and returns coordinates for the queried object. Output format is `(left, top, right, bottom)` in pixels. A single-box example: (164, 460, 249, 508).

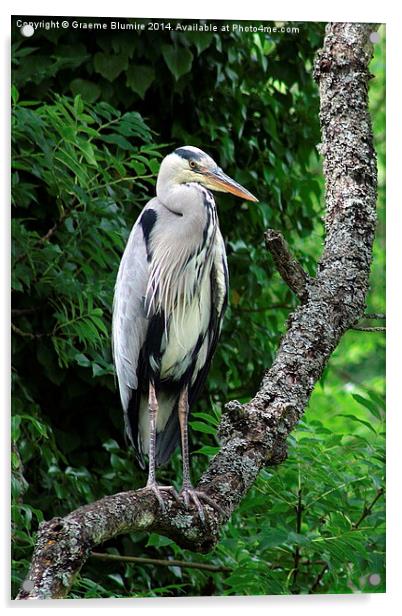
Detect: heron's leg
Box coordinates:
(146, 381, 179, 510)
(146, 381, 158, 487)
(178, 387, 224, 523)
(178, 386, 192, 490)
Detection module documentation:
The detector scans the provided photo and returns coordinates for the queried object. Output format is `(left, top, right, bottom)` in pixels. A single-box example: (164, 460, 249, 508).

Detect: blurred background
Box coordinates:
(11, 18, 385, 598)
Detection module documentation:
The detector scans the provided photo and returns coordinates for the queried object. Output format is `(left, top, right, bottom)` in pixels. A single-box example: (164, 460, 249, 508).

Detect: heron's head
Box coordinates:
(157, 145, 258, 202)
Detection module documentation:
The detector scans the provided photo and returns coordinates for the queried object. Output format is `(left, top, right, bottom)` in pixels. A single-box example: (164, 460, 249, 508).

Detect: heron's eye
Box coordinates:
(189, 160, 196, 169)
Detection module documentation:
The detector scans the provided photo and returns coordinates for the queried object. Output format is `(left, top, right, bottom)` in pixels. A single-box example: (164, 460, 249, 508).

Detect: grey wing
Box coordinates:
(112, 216, 150, 443)
(212, 228, 229, 320)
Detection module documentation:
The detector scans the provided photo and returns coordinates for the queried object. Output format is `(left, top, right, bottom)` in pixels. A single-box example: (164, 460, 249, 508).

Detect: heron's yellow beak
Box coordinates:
(202, 167, 258, 202)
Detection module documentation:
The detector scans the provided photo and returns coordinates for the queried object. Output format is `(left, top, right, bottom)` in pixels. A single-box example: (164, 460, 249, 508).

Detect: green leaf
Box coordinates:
(352, 394, 383, 420)
(146, 534, 174, 548)
(19, 415, 48, 438)
(107, 573, 125, 589)
(193, 445, 219, 456)
(90, 316, 108, 336)
(73, 94, 84, 116)
(287, 531, 312, 546)
(161, 45, 193, 81)
(11, 84, 19, 105)
(102, 439, 120, 453)
(116, 112, 152, 141)
(260, 528, 288, 549)
(129, 160, 147, 175)
(13, 46, 40, 59)
(189, 421, 217, 435)
(94, 52, 128, 81)
(126, 65, 155, 98)
(338, 414, 377, 434)
(76, 139, 98, 166)
(191, 411, 219, 426)
(75, 353, 91, 368)
(11, 415, 22, 441)
(54, 149, 88, 185)
(186, 32, 214, 54)
(101, 134, 135, 151)
(70, 79, 101, 104)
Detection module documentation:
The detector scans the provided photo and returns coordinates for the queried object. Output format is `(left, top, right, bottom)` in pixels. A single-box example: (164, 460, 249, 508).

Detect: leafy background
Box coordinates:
(11, 17, 385, 598)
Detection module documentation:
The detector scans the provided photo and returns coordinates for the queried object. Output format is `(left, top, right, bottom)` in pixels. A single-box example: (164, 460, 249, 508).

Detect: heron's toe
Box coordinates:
(179, 486, 224, 524)
(146, 483, 180, 511)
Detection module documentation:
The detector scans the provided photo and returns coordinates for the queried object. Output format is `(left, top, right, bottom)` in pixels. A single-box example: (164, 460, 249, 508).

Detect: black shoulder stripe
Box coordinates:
(140, 209, 157, 260)
(221, 254, 229, 312)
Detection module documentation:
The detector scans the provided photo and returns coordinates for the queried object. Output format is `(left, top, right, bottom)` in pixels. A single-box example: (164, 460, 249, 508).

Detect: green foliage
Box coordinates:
(11, 18, 385, 599)
(12, 92, 162, 368)
(219, 392, 385, 595)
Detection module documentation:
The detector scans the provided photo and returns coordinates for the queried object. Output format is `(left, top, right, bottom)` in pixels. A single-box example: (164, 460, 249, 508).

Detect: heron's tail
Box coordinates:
(125, 388, 146, 469)
(137, 392, 181, 467)
(155, 409, 180, 466)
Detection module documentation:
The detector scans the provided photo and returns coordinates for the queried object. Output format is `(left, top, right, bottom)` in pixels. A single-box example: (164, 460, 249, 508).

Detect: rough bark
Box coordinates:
(16, 22, 378, 600)
(264, 229, 311, 300)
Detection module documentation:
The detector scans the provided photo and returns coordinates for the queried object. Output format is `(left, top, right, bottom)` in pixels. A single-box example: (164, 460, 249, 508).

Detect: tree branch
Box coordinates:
(264, 230, 311, 301)
(16, 22, 378, 600)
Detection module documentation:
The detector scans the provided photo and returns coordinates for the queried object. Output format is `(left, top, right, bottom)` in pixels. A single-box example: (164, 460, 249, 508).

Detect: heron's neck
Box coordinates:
(159, 181, 215, 230)
(146, 182, 218, 322)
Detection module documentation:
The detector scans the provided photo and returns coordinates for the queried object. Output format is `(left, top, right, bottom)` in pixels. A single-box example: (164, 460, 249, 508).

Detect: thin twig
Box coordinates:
(233, 303, 294, 313)
(11, 308, 37, 316)
(364, 313, 385, 320)
(291, 488, 303, 593)
(87, 173, 155, 193)
(11, 323, 45, 339)
(271, 558, 328, 570)
(309, 564, 328, 593)
(353, 487, 385, 529)
(351, 326, 386, 333)
(14, 204, 78, 266)
(300, 559, 328, 567)
(90, 551, 232, 573)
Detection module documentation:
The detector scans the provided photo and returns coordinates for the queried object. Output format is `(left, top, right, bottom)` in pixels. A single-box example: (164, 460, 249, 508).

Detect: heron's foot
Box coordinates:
(180, 484, 225, 524)
(146, 481, 180, 512)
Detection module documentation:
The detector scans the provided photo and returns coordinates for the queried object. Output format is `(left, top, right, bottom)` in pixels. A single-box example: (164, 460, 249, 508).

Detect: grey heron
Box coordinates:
(112, 145, 257, 520)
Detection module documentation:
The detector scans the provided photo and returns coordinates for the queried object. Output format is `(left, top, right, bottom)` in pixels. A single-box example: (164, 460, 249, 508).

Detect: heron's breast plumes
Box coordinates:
(145, 237, 213, 344)
(143, 214, 216, 381)
(160, 271, 212, 381)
